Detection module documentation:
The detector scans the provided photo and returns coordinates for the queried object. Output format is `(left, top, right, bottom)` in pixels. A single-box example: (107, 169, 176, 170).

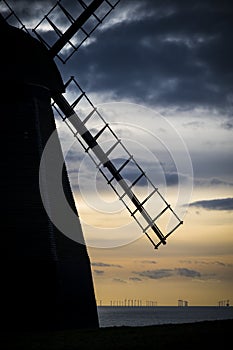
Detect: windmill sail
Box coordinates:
(33, 0, 120, 62)
(52, 78, 183, 249)
(0, 0, 29, 31)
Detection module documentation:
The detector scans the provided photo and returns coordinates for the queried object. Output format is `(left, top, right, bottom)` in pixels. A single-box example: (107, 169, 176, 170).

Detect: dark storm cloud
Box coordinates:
(60, 0, 233, 111)
(180, 259, 233, 267)
(134, 269, 173, 279)
(91, 261, 122, 268)
(129, 277, 142, 282)
(134, 267, 202, 280)
(165, 172, 187, 186)
(221, 120, 233, 130)
(208, 178, 233, 187)
(4, 0, 233, 112)
(113, 278, 127, 283)
(1, 0, 56, 22)
(195, 177, 233, 187)
(141, 260, 157, 265)
(197, 260, 233, 268)
(189, 197, 233, 211)
(191, 152, 233, 180)
(175, 268, 201, 278)
(94, 269, 104, 275)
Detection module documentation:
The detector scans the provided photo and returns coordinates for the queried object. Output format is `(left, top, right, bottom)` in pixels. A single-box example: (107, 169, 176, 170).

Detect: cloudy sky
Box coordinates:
(2, 0, 233, 305)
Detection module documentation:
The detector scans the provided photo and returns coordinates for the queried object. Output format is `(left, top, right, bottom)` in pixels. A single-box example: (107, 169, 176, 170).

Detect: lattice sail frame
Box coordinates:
(52, 77, 183, 249)
(33, 0, 120, 63)
(1, 0, 183, 249)
(0, 0, 29, 32)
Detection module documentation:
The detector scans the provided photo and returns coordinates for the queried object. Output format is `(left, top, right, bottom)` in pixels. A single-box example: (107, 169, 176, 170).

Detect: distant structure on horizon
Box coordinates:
(178, 299, 189, 307)
(98, 299, 157, 307)
(218, 300, 230, 307)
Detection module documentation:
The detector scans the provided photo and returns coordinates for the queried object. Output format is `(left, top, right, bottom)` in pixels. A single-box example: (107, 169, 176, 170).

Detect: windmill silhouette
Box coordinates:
(1, 0, 183, 330)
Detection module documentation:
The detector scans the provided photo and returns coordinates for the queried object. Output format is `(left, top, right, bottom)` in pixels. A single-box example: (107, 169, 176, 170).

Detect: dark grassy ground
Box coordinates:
(1, 319, 232, 350)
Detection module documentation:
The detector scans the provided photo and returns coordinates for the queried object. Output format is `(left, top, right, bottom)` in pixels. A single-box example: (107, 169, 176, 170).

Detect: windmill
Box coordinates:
(1, 0, 183, 330)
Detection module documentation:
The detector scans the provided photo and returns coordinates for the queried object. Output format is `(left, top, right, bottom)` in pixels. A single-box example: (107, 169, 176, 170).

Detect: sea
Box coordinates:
(97, 306, 233, 328)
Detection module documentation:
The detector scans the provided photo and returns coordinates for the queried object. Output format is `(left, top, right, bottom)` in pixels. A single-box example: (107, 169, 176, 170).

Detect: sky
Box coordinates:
(2, 0, 233, 306)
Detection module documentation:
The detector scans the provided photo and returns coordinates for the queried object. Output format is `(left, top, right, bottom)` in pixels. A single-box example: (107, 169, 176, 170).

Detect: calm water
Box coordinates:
(97, 306, 233, 327)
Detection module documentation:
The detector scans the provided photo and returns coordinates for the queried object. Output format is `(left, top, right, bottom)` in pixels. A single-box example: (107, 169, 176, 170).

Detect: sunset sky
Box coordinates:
(3, 0, 233, 306)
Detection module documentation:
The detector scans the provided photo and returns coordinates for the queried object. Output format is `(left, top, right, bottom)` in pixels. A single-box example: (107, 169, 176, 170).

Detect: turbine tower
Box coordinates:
(0, 0, 183, 330)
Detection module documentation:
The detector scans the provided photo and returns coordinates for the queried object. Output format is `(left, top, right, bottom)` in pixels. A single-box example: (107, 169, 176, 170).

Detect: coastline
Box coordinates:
(1, 319, 233, 350)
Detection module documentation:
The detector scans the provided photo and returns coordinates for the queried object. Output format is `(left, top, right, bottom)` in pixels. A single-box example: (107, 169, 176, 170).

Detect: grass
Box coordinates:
(1, 319, 232, 350)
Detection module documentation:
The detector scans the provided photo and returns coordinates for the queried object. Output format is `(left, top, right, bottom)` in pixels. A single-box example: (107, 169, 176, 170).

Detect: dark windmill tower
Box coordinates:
(0, 0, 120, 331)
(1, 0, 183, 331)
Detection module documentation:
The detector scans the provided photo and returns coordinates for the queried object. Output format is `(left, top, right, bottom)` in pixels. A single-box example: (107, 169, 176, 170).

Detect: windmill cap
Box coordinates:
(0, 22, 64, 94)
